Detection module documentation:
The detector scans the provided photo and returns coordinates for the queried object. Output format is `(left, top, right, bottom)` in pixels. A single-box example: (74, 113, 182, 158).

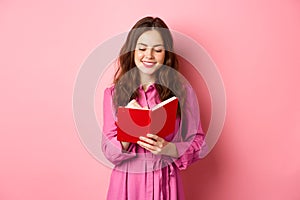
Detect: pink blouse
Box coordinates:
(102, 84, 205, 200)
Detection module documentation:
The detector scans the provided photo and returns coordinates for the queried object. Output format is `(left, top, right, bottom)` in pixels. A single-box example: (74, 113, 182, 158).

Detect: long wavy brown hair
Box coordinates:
(113, 16, 185, 115)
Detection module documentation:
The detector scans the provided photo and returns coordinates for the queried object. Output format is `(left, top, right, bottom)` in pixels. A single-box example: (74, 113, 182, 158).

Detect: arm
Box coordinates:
(137, 85, 206, 170)
(101, 87, 137, 166)
(137, 127, 205, 171)
(172, 128, 205, 170)
(172, 85, 206, 170)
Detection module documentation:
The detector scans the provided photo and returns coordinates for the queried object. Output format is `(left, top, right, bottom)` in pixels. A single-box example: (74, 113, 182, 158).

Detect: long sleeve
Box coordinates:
(102, 86, 137, 166)
(172, 85, 206, 170)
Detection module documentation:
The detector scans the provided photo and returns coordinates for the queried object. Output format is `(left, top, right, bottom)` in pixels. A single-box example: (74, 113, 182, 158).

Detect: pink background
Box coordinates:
(1, 0, 300, 199)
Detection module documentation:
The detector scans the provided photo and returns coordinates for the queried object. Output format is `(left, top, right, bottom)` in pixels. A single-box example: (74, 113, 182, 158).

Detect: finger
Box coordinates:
(133, 101, 142, 108)
(125, 100, 135, 108)
(146, 133, 164, 143)
(139, 136, 157, 145)
(137, 141, 161, 152)
(146, 134, 166, 148)
(126, 99, 142, 108)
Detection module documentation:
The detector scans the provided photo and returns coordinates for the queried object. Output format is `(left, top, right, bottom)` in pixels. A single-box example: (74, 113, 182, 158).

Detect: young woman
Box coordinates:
(102, 16, 205, 200)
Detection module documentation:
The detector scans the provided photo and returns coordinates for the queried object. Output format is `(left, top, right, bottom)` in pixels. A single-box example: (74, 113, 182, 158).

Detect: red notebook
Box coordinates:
(116, 96, 178, 143)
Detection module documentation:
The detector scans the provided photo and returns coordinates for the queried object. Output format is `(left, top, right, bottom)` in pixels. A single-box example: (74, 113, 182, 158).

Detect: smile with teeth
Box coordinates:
(142, 61, 156, 68)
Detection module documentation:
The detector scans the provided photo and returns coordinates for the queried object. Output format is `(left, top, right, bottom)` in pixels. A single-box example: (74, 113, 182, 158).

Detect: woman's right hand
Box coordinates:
(120, 99, 146, 150)
(126, 99, 146, 109)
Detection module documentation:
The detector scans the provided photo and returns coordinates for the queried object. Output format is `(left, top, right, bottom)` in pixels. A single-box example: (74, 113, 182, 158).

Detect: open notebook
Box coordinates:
(116, 96, 178, 143)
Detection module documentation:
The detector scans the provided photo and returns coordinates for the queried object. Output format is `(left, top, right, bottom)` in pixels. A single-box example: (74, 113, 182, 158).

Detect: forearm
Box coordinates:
(102, 137, 137, 165)
(161, 142, 179, 158)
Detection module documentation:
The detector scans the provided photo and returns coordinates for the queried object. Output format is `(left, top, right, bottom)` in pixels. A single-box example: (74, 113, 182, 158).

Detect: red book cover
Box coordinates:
(116, 97, 178, 143)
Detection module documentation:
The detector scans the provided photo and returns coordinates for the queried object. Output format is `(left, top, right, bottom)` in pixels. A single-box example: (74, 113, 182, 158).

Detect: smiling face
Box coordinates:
(134, 30, 165, 82)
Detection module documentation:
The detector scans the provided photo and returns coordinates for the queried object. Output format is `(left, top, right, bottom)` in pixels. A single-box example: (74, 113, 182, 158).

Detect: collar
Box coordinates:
(138, 83, 156, 92)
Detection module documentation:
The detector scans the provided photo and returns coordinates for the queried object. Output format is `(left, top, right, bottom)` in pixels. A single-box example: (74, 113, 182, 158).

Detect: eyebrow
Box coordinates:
(137, 43, 164, 47)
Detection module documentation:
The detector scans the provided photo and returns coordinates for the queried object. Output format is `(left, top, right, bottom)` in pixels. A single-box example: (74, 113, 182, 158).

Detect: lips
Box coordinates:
(142, 61, 156, 68)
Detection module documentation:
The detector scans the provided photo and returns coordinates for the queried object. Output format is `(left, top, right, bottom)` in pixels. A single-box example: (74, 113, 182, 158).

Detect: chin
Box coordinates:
(141, 69, 157, 75)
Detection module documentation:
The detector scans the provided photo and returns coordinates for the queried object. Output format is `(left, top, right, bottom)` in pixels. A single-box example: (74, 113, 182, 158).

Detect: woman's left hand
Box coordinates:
(137, 134, 178, 157)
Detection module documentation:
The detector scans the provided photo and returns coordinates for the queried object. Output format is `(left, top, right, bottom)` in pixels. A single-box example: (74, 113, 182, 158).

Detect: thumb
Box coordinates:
(126, 99, 142, 108)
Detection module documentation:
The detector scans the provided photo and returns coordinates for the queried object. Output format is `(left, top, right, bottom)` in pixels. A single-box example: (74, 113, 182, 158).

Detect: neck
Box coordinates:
(140, 74, 155, 91)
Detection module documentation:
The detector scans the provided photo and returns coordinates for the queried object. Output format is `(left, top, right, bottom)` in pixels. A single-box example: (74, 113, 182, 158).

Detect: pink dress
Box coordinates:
(102, 84, 205, 200)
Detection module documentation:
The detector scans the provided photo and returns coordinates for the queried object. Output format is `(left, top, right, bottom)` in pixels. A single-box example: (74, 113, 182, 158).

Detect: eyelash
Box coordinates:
(138, 48, 163, 53)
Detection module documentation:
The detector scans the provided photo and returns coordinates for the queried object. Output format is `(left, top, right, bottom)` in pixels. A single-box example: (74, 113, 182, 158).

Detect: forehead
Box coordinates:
(136, 30, 164, 46)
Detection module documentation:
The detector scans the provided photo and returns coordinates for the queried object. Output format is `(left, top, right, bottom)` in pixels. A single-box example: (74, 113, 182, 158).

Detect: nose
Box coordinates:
(145, 48, 154, 59)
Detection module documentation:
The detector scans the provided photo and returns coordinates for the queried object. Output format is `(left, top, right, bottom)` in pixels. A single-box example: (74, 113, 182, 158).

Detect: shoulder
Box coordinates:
(181, 83, 199, 108)
(181, 83, 195, 98)
(104, 84, 115, 96)
(183, 83, 193, 91)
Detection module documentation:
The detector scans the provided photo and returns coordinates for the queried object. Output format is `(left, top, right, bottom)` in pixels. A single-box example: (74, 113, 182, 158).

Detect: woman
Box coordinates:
(102, 16, 205, 200)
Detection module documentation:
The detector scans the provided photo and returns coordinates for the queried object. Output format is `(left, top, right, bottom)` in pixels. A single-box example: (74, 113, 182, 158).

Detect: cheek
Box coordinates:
(157, 53, 165, 63)
(134, 51, 144, 61)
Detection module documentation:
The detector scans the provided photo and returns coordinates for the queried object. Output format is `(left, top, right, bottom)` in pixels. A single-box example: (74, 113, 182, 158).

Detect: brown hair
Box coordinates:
(113, 16, 185, 115)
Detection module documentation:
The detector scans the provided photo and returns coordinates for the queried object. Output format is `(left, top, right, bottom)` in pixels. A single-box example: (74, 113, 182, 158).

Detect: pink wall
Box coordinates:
(1, 0, 300, 199)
